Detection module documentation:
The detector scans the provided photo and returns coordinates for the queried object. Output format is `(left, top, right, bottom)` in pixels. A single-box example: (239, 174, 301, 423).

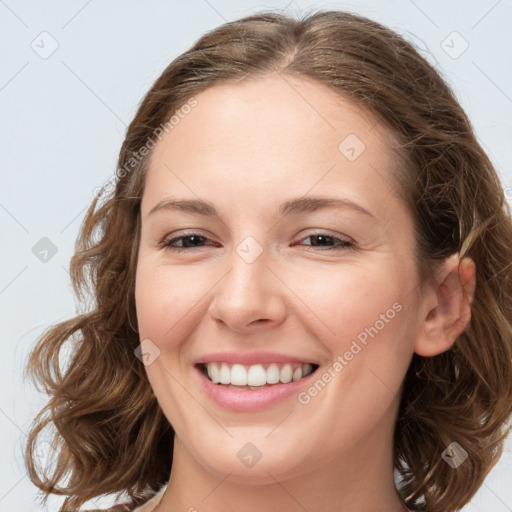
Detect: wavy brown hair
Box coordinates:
(24, 9, 512, 512)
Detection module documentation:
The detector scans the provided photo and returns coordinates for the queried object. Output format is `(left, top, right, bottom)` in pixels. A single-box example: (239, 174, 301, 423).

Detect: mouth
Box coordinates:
(197, 362, 319, 390)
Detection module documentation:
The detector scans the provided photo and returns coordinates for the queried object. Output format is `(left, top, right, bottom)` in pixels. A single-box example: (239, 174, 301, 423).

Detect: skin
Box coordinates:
(134, 73, 476, 512)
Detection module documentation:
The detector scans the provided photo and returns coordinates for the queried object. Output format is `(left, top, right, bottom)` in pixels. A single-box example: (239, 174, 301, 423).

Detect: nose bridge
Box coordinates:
(208, 234, 286, 330)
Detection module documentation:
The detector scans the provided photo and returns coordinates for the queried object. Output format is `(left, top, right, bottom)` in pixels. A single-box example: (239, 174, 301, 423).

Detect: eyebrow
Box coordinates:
(147, 196, 374, 219)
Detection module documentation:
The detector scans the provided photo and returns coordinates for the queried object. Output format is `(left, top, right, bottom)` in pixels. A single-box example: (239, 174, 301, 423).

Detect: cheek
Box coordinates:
(296, 262, 416, 395)
(293, 279, 414, 447)
(135, 259, 206, 346)
(134, 260, 209, 431)
(294, 261, 405, 344)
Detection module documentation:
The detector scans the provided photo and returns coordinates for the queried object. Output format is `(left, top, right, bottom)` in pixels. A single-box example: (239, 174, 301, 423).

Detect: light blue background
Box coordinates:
(1, 1, 511, 510)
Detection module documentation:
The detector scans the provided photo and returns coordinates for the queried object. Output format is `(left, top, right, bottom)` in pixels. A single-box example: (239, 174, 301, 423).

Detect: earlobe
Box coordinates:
(414, 254, 476, 357)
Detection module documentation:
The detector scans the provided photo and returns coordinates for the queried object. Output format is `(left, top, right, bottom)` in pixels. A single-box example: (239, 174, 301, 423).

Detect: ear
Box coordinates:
(414, 254, 476, 357)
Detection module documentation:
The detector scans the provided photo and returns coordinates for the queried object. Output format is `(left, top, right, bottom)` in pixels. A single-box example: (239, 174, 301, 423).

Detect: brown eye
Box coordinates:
(161, 233, 217, 252)
(300, 233, 355, 251)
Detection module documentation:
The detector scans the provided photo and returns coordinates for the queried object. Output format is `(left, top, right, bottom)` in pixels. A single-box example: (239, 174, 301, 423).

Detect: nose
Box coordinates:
(206, 243, 287, 333)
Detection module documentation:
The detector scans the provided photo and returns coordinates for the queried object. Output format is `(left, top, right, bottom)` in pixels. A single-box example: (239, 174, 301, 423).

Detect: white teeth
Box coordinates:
(247, 364, 267, 386)
(292, 367, 303, 382)
(231, 364, 247, 385)
(280, 364, 293, 384)
(209, 363, 220, 384)
(219, 363, 231, 385)
(266, 363, 280, 384)
(203, 362, 315, 387)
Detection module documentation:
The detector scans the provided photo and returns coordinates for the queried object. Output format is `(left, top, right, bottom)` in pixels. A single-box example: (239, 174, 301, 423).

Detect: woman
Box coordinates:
(24, 9, 512, 512)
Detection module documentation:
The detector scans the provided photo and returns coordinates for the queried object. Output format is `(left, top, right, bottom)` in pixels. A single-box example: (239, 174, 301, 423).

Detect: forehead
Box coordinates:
(143, 73, 401, 216)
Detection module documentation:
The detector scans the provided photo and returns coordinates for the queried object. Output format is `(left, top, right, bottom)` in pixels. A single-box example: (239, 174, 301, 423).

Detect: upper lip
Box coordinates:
(195, 351, 319, 366)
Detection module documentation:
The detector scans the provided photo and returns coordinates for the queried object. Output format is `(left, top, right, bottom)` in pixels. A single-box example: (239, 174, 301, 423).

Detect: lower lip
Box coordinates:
(196, 366, 317, 412)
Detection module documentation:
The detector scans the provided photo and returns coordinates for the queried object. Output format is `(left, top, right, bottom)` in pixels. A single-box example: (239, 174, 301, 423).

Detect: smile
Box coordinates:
(195, 358, 320, 412)
(200, 362, 317, 389)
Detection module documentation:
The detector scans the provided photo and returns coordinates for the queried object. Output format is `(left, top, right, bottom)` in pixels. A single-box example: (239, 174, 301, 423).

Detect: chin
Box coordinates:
(188, 434, 315, 485)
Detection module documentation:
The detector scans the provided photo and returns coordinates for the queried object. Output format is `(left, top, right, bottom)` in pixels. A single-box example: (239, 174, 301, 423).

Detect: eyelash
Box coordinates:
(160, 232, 355, 253)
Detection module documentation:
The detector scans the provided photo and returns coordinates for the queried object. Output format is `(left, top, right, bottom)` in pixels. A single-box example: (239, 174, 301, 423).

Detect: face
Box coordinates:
(135, 73, 425, 483)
